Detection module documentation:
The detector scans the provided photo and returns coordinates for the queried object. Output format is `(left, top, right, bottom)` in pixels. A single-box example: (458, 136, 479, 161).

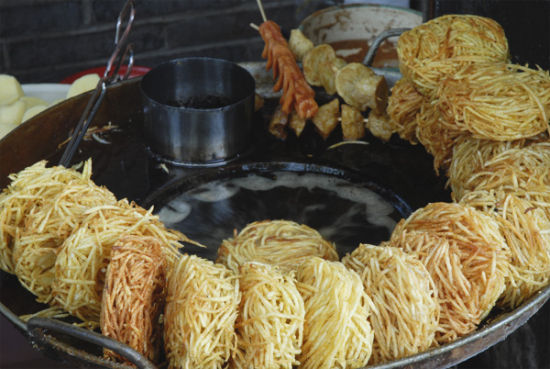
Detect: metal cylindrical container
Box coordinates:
(141, 57, 255, 166)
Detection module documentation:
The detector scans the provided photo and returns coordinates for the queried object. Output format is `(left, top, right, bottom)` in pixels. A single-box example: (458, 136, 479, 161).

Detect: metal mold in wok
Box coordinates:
(0, 64, 549, 369)
(141, 57, 256, 166)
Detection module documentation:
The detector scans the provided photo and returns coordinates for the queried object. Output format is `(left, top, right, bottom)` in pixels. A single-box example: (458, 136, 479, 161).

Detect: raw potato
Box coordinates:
(0, 74, 24, 106)
(66, 74, 100, 98)
(20, 96, 49, 110)
(22, 105, 48, 122)
(0, 122, 18, 140)
(0, 100, 25, 125)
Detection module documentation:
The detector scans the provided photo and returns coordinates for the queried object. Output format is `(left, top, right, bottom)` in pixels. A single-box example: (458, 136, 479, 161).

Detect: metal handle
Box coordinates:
(362, 27, 411, 67)
(27, 317, 156, 369)
(58, 0, 135, 167)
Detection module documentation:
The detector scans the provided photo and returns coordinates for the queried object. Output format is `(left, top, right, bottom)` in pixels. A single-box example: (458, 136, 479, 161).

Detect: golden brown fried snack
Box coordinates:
(312, 98, 340, 140)
(288, 29, 314, 62)
(268, 105, 289, 140)
(101, 236, 166, 364)
(387, 78, 423, 144)
(335, 63, 388, 113)
(289, 109, 307, 137)
(341, 104, 365, 141)
(366, 110, 393, 142)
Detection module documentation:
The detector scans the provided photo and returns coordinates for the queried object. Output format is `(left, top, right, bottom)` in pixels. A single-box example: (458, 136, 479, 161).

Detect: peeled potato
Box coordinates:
(0, 100, 25, 125)
(66, 74, 100, 98)
(22, 105, 48, 122)
(0, 74, 24, 106)
(0, 122, 17, 139)
(20, 96, 48, 110)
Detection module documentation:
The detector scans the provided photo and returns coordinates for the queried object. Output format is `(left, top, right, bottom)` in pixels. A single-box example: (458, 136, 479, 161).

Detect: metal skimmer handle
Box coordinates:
(362, 27, 410, 67)
(59, 0, 135, 167)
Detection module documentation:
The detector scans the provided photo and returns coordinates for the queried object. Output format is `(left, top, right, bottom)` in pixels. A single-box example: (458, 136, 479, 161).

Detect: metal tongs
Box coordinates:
(58, 0, 136, 167)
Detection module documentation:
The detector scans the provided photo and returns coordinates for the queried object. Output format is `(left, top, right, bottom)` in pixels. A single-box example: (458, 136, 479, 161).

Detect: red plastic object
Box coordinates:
(60, 65, 151, 84)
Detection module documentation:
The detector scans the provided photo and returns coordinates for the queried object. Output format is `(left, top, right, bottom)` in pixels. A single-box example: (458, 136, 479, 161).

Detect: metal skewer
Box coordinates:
(362, 27, 410, 67)
(59, 0, 135, 167)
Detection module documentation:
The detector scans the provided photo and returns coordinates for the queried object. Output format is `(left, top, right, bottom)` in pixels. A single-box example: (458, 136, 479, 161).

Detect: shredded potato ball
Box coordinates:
(13, 180, 116, 303)
(164, 254, 239, 369)
(342, 244, 439, 364)
(296, 257, 374, 369)
(232, 262, 304, 369)
(217, 220, 338, 274)
(52, 200, 188, 325)
(100, 235, 166, 364)
(0, 160, 91, 273)
(389, 202, 508, 344)
(397, 14, 509, 96)
(460, 190, 550, 309)
(387, 78, 424, 144)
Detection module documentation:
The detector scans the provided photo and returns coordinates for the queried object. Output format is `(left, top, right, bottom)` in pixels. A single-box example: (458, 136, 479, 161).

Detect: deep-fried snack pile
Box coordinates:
(100, 235, 166, 364)
(342, 244, 439, 364)
(217, 219, 338, 274)
(164, 254, 239, 369)
(460, 191, 550, 309)
(296, 257, 374, 369)
(389, 202, 508, 344)
(232, 262, 304, 369)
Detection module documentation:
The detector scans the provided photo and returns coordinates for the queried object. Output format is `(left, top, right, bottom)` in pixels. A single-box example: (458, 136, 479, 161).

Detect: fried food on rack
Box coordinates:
(13, 180, 116, 303)
(289, 28, 314, 62)
(341, 104, 365, 141)
(100, 236, 166, 364)
(389, 202, 508, 344)
(460, 190, 550, 310)
(436, 63, 550, 141)
(303, 44, 346, 95)
(312, 98, 340, 140)
(366, 110, 393, 142)
(52, 199, 188, 325)
(297, 257, 374, 369)
(397, 14, 509, 96)
(454, 142, 550, 202)
(289, 109, 307, 137)
(335, 62, 388, 113)
(446, 136, 543, 201)
(0, 160, 91, 274)
(259, 20, 318, 119)
(387, 78, 423, 144)
(164, 254, 239, 369)
(217, 219, 337, 274)
(232, 262, 304, 369)
(342, 244, 439, 364)
(268, 104, 289, 140)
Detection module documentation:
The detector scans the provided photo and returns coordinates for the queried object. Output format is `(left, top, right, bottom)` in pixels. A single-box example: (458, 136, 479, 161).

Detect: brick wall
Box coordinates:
(0, 0, 342, 83)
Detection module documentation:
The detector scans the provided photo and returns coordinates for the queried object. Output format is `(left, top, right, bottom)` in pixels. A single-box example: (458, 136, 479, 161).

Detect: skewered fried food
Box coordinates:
(289, 109, 307, 137)
(436, 63, 550, 141)
(303, 44, 347, 96)
(387, 78, 423, 144)
(13, 180, 116, 303)
(259, 20, 318, 119)
(289, 28, 314, 62)
(165, 254, 239, 369)
(460, 190, 550, 309)
(397, 14, 509, 96)
(366, 110, 393, 142)
(312, 98, 340, 140)
(297, 257, 374, 369)
(342, 244, 439, 364)
(335, 62, 388, 113)
(232, 262, 304, 369)
(389, 202, 508, 344)
(0, 160, 91, 274)
(341, 104, 365, 141)
(52, 199, 188, 325)
(101, 236, 166, 364)
(268, 104, 289, 140)
(217, 219, 338, 274)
